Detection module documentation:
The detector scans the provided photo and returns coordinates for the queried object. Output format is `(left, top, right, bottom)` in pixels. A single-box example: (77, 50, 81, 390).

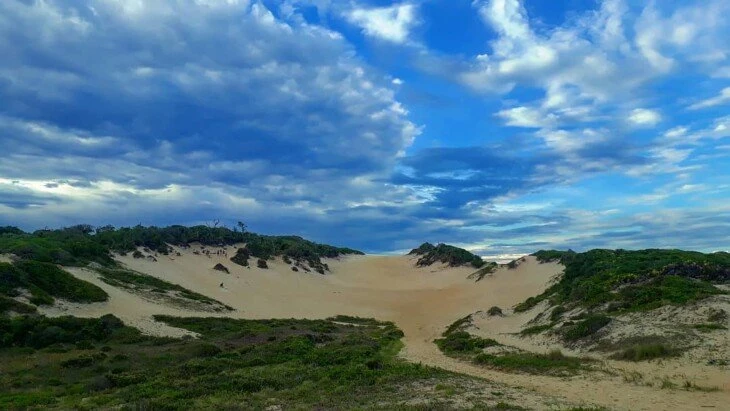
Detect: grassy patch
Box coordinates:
(0, 314, 508, 410)
(519, 324, 553, 336)
(693, 323, 728, 332)
(473, 350, 585, 376)
(435, 331, 500, 355)
(562, 315, 611, 341)
(520, 249, 729, 314)
(611, 344, 679, 361)
(468, 262, 499, 282)
(95, 267, 232, 311)
(1, 261, 107, 306)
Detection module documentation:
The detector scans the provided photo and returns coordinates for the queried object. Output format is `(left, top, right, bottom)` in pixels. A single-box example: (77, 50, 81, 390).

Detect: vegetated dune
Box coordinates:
(48, 245, 730, 410)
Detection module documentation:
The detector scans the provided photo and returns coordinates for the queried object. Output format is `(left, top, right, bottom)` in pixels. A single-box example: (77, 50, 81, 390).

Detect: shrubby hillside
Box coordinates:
(409, 242, 485, 269)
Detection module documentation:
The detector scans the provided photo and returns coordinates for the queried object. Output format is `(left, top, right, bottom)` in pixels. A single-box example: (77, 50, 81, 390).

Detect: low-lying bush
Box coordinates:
(611, 344, 678, 361)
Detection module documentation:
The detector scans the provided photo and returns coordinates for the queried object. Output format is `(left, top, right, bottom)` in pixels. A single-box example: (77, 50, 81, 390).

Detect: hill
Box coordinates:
(408, 242, 486, 268)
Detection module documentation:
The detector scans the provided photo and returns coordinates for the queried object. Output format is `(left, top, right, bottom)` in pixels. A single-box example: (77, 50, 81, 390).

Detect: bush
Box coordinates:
(435, 331, 499, 354)
(257, 259, 268, 269)
(132, 250, 144, 259)
(213, 263, 229, 273)
(520, 324, 553, 336)
(473, 350, 583, 374)
(612, 344, 677, 361)
(562, 315, 611, 341)
(487, 306, 503, 316)
(230, 248, 250, 267)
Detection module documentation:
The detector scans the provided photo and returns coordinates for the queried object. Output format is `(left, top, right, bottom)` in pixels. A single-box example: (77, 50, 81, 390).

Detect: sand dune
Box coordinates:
(48, 245, 729, 410)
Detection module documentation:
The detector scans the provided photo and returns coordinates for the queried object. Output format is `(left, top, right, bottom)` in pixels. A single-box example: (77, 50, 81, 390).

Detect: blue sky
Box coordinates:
(1, 0, 729, 259)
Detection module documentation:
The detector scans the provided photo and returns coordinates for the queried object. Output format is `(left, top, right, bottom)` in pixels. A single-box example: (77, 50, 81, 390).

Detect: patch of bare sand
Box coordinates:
(54, 247, 729, 410)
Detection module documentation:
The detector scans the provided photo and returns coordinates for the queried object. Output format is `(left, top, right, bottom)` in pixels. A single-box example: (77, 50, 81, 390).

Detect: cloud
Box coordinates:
(688, 87, 730, 110)
(0, 0, 420, 213)
(345, 3, 418, 44)
(627, 108, 661, 127)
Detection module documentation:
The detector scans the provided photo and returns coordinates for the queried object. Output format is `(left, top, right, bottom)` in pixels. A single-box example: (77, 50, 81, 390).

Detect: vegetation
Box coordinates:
(562, 315, 611, 342)
(487, 306, 503, 316)
(433, 318, 589, 376)
(94, 267, 232, 312)
(0, 314, 142, 349)
(519, 249, 729, 314)
(0, 314, 503, 410)
(0, 261, 107, 307)
(468, 262, 499, 282)
(0, 224, 362, 271)
(410, 242, 485, 268)
(473, 350, 584, 376)
(435, 331, 500, 355)
(611, 344, 678, 361)
(212, 263, 229, 273)
(519, 324, 554, 336)
(694, 323, 728, 332)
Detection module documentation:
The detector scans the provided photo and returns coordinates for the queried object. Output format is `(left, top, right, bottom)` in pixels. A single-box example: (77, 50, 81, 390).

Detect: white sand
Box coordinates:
(50, 246, 729, 410)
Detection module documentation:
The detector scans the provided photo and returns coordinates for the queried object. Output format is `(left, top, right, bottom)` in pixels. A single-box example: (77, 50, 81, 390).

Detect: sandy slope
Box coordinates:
(50, 246, 729, 410)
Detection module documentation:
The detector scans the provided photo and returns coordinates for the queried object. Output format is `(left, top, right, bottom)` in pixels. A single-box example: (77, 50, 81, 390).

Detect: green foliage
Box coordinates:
(519, 249, 729, 313)
(473, 350, 584, 375)
(412, 243, 485, 268)
(0, 314, 138, 348)
(487, 306, 503, 316)
(95, 267, 232, 311)
(435, 331, 500, 354)
(468, 262, 499, 282)
(0, 261, 107, 306)
(1, 224, 363, 271)
(562, 315, 611, 341)
(0, 296, 37, 314)
(0, 315, 475, 409)
(408, 242, 436, 255)
(0, 227, 113, 266)
(612, 344, 677, 361)
(694, 323, 728, 332)
(519, 324, 553, 336)
(230, 247, 250, 266)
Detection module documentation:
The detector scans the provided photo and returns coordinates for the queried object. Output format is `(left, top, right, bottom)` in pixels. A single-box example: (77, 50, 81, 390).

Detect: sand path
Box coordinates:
(51, 247, 729, 410)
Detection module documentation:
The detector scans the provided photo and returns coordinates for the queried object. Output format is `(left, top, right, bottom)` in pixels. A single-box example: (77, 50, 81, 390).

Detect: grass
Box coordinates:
(468, 262, 499, 282)
(95, 267, 233, 311)
(521, 249, 729, 314)
(561, 315, 611, 342)
(434, 331, 501, 355)
(0, 261, 108, 307)
(519, 324, 554, 336)
(0, 314, 510, 410)
(693, 323, 728, 332)
(611, 344, 678, 361)
(473, 350, 585, 376)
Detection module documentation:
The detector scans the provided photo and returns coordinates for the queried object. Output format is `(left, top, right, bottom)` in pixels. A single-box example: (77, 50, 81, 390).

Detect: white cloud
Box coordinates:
(497, 106, 556, 128)
(688, 87, 730, 110)
(346, 3, 418, 44)
(627, 108, 661, 127)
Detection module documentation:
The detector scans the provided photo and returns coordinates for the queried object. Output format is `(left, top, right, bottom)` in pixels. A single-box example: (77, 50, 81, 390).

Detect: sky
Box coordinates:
(1, 0, 729, 259)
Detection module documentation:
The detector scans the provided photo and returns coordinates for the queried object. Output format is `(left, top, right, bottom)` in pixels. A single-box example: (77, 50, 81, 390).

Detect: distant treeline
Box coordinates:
(0, 224, 363, 268)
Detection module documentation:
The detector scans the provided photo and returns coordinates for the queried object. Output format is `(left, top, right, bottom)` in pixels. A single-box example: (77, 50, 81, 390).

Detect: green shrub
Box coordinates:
(520, 324, 553, 336)
(694, 323, 728, 332)
(562, 315, 611, 341)
(473, 350, 583, 374)
(434, 331, 500, 354)
(612, 344, 677, 361)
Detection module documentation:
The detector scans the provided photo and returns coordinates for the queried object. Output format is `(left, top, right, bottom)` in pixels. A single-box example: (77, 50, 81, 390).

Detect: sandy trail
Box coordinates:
(53, 247, 729, 410)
